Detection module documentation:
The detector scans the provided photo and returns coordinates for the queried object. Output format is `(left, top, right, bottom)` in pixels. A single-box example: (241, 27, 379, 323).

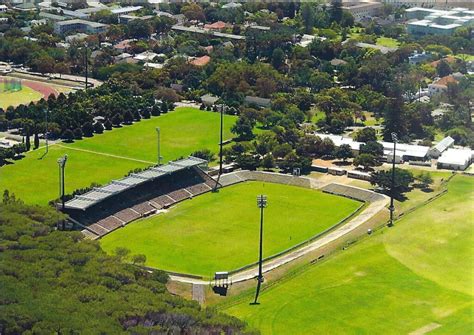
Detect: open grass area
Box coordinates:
(100, 181, 361, 276)
(376, 37, 400, 48)
(224, 175, 473, 334)
(0, 86, 43, 109)
(70, 108, 236, 163)
(0, 108, 236, 205)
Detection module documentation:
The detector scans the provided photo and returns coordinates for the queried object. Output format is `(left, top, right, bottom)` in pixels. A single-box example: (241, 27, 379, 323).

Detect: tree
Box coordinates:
(124, 111, 134, 124)
(82, 122, 94, 137)
(436, 60, 452, 77)
(25, 133, 31, 151)
(330, 0, 343, 24)
(360, 141, 383, 158)
(104, 119, 113, 130)
(34, 133, 40, 149)
(262, 154, 275, 169)
(127, 20, 151, 39)
(335, 144, 353, 162)
(73, 128, 83, 140)
(354, 127, 377, 143)
(115, 247, 130, 261)
(271, 48, 285, 70)
(353, 153, 376, 169)
(371, 168, 414, 195)
(236, 153, 260, 170)
(301, 3, 314, 33)
(142, 108, 151, 119)
(191, 149, 216, 162)
(112, 114, 123, 127)
(131, 254, 147, 265)
(231, 116, 255, 140)
(152, 104, 161, 116)
(93, 122, 104, 134)
(62, 129, 74, 142)
(415, 171, 433, 188)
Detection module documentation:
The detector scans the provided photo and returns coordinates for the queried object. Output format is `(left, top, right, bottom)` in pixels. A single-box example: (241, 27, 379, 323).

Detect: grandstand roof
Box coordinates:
(64, 156, 206, 210)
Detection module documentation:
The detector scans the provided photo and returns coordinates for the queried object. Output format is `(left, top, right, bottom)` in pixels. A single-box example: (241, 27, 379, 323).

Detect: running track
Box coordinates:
(0, 77, 59, 99)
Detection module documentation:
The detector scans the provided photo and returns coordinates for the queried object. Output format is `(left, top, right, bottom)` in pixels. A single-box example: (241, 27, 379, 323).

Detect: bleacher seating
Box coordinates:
(168, 189, 191, 202)
(186, 182, 211, 195)
(81, 229, 99, 240)
(151, 194, 175, 208)
(97, 216, 123, 231)
(88, 223, 109, 236)
(114, 208, 141, 223)
(321, 183, 384, 202)
(69, 166, 216, 239)
(132, 202, 156, 216)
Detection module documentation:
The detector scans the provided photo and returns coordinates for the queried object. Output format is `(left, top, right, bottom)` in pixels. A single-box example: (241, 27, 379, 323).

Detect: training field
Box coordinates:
(225, 175, 474, 334)
(0, 86, 43, 109)
(100, 181, 362, 276)
(0, 108, 235, 205)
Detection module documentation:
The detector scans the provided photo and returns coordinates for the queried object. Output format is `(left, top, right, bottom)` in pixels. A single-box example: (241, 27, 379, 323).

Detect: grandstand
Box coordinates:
(63, 157, 217, 239)
(321, 183, 385, 203)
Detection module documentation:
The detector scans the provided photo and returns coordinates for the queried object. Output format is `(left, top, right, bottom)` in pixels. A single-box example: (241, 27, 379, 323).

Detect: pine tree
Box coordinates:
(25, 133, 31, 151)
(34, 133, 40, 149)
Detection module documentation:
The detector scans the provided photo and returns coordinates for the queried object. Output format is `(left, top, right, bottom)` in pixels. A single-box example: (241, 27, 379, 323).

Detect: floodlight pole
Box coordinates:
(213, 103, 225, 192)
(253, 194, 267, 305)
(57, 155, 68, 230)
(45, 109, 49, 155)
(84, 43, 89, 91)
(156, 127, 162, 165)
(389, 133, 397, 227)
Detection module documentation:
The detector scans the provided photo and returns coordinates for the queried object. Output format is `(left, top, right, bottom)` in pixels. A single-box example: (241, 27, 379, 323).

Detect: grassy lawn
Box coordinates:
(70, 108, 236, 163)
(224, 175, 473, 334)
(376, 37, 400, 48)
(0, 86, 43, 109)
(100, 181, 361, 276)
(455, 53, 474, 61)
(0, 107, 236, 205)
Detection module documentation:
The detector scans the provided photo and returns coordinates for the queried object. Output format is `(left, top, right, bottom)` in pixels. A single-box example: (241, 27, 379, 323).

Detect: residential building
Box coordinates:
(189, 55, 211, 67)
(428, 74, 459, 96)
(54, 19, 109, 35)
(0, 4, 8, 12)
(408, 51, 433, 65)
(342, 2, 384, 20)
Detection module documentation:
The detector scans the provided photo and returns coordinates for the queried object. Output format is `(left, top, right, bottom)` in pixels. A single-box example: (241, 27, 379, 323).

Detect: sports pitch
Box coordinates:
(224, 175, 474, 334)
(0, 85, 43, 109)
(0, 107, 236, 205)
(100, 181, 362, 276)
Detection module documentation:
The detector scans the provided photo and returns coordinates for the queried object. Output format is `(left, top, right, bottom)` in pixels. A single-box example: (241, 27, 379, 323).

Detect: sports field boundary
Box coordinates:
(158, 171, 389, 284)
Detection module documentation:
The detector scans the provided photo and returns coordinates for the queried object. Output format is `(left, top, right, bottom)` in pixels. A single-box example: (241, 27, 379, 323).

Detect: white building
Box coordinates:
(429, 136, 454, 158)
(0, 4, 8, 12)
(406, 7, 474, 36)
(437, 148, 472, 170)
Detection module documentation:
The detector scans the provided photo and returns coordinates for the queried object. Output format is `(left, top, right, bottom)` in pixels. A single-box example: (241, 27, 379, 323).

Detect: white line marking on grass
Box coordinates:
(56, 144, 155, 164)
(409, 323, 441, 335)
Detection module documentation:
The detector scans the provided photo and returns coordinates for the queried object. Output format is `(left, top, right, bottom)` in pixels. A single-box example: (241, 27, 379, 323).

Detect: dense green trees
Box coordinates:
(371, 168, 414, 195)
(0, 194, 250, 334)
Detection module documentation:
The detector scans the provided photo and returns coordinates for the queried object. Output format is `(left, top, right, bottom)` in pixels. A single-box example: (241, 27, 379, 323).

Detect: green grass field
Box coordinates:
(0, 86, 43, 109)
(100, 181, 361, 276)
(225, 175, 473, 334)
(0, 108, 236, 205)
(376, 37, 400, 48)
